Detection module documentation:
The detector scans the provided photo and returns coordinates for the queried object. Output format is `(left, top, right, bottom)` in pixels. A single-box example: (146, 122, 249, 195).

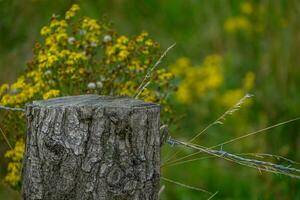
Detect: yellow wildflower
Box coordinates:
(11, 76, 26, 90)
(4, 139, 25, 188)
(49, 18, 67, 29)
(49, 45, 59, 54)
(82, 17, 101, 31)
(117, 35, 129, 44)
(66, 66, 76, 73)
(37, 52, 47, 63)
(119, 81, 136, 96)
(68, 51, 87, 63)
(176, 82, 192, 104)
(141, 88, 157, 103)
(106, 45, 116, 57)
(118, 50, 130, 61)
(65, 4, 80, 20)
(0, 84, 9, 96)
(5, 140, 24, 161)
(55, 32, 68, 42)
(145, 39, 153, 46)
(203, 54, 223, 67)
(45, 36, 56, 47)
(141, 47, 149, 54)
(171, 57, 191, 76)
(43, 89, 60, 100)
(240, 2, 253, 15)
(40, 26, 51, 36)
(79, 68, 86, 75)
(224, 16, 251, 33)
(173, 55, 223, 103)
(243, 71, 255, 90)
(157, 69, 173, 81)
(136, 31, 148, 42)
(58, 49, 71, 58)
(128, 59, 142, 71)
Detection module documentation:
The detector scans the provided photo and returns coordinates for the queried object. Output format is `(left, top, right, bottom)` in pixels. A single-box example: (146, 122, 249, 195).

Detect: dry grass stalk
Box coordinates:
(168, 138, 300, 179)
(134, 43, 176, 98)
(163, 94, 253, 164)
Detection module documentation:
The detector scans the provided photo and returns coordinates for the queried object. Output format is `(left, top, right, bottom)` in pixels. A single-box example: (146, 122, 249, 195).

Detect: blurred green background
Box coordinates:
(1, 0, 300, 199)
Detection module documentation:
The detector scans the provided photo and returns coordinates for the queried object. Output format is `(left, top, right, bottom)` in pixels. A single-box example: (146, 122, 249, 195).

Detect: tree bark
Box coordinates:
(22, 95, 160, 200)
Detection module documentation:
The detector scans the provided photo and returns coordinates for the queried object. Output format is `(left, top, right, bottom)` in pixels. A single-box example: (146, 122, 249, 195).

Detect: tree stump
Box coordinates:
(22, 95, 161, 200)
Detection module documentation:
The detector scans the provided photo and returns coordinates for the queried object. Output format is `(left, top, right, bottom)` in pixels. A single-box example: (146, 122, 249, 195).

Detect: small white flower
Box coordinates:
(99, 76, 106, 81)
(79, 29, 87, 35)
(96, 81, 103, 89)
(90, 42, 97, 47)
(48, 80, 55, 85)
(68, 37, 75, 44)
(103, 35, 112, 43)
(87, 82, 96, 89)
(51, 14, 60, 18)
(44, 70, 52, 76)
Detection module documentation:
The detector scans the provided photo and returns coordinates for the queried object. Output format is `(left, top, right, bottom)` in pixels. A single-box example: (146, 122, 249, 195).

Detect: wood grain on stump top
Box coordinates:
(22, 95, 160, 200)
(30, 95, 158, 108)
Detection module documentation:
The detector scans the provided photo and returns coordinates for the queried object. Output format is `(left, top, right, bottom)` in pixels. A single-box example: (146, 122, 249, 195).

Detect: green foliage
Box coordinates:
(1, 0, 300, 199)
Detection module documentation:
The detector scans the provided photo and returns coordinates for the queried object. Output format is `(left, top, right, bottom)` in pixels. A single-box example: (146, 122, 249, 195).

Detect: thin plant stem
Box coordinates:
(207, 191, 219, 200)
(162, 151, 206, 167)
(158, 185, 165, 197)
(163, 94, 253, 164)
(239, 153, 300, 165)
(163, 152, 300, 168)
(164, 116, 300, 167)
(161, 176, 212, 194)
(162, 155, 216, 168)
(169, 139, 300, 179)
(210, 116, 300, 149)
(0, 126, 12, 149)
(134, 43, 176, 98)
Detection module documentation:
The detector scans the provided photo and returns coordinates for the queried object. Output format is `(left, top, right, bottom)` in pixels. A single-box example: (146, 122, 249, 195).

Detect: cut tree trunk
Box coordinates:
(22, 95, 160, 200)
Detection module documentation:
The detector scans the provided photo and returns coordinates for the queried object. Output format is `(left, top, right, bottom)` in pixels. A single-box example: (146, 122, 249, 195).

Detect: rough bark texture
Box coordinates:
(22, 95, 160, 200)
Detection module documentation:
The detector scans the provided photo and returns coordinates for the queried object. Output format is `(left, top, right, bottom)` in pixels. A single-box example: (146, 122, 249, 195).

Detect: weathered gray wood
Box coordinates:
(22, 95, 160, 200)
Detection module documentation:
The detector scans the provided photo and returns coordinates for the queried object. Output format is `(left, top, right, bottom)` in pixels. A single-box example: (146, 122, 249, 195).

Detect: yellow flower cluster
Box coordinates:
(224, 16, 251, 33)
(243, 71, 255, 90)
(4, 140, 25, 188)
(140, 88, 157, 103)
(172, 55, 223, 104)
(105, 32, 157, 64)
(106, 35, 131, 62)
(100, 29, 172, 108)
(0, 4, 175, 189)
(0, 75, 44, 106)
(224, 1, 265, 34)
(240, 2, 253, 15)
(0, 4, 104, 108)
(0, 84, 9, 96)
(43, 89, 60, 100)
(65, 4, 80, 20)
(119, 81, 136, 96)
(156, 69, 174, 85)
(172, 55, 255, 107)
(81, 17, 101, 46)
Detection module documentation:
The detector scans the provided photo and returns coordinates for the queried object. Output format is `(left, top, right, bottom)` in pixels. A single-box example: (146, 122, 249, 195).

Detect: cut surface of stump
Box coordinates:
(22, 95, 160, 200)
